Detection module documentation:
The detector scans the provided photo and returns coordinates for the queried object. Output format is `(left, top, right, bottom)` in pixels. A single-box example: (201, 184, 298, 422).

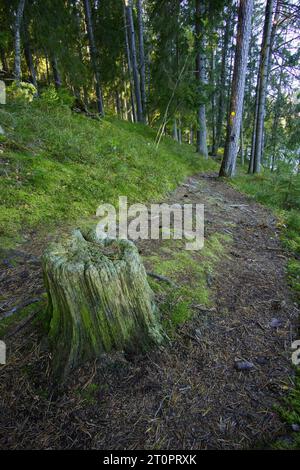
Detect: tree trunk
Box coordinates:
(115, 90, 121, 117)
(189, 127, 194, 145)
(71, 0, 89, 109)
(173, 118, 178, 141)
(0, 47, 9, 73)
(14, 0, 26, 82)
(178, 123, 182, 144)
(210, 47, 217, 155)
(248, 74, 259, 173)
(219, 0, 253, 177)
(83, 0, 104, 116)
(240, 112, 244, 166)
(252, 0, 277, 174)
(23, 17, 37, 89)
(124, 0, 144, 123)
(51, 57, 62, 89)
(123, 9, 137, 122)
(195, 0, 208, 158)
(215, 6, 232, 153)
(137, 0, 147, 121)
(42, 229, 164, 380)
(270, 62, 283, 171)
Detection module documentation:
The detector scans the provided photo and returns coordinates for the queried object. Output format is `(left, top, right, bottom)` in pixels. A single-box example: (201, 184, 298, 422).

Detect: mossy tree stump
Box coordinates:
(42, 229, 163, 379)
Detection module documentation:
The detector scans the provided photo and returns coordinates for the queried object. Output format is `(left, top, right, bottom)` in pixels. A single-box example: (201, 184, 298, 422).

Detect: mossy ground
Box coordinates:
(0, 99, 216, 249)
(0, 97, 217, 339)
(0, 296, 47, 338)
(143, 233, 231, 335)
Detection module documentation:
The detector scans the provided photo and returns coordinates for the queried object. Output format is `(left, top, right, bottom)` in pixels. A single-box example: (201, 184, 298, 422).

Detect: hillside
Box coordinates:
(0, 98, 216, 249)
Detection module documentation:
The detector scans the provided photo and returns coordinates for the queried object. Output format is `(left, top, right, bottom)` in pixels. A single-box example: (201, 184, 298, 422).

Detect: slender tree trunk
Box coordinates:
(44, 51, 50, 84)
(124, 0, 144, 123)
(14, 0, 26, 82)
(248, 74, 260, 173)
(210, 47, 217, 155)
(173, 118, 178, 141)
(115, 90, 121, 117)
(178, 118, 182, 144)
(123, 8, 137, 122)
(71, 0, 88, 108)
(189, 127, 194, 145)
(137, 0, 147, 121)
(23, 18, 37, 89)
(215, 6, 232, 152)
(51, 57, 62, 89)
(226, 24, 236, 117)
(240, 112, 244, 165)
(270, 63, 283, 171)
(219, 0, 254, 177)
(252, 0, 277, 174)
(0, 47, 9, 73)
(195, 0, 208, 158)
(83, 0, 104, 116)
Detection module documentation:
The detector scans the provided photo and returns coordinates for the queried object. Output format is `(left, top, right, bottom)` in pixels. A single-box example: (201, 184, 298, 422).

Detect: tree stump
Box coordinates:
(42, 229, 163, 379)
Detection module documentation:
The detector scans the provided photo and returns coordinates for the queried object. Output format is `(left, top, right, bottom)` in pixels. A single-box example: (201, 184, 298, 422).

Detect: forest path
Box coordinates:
(0, 173, 298, 449)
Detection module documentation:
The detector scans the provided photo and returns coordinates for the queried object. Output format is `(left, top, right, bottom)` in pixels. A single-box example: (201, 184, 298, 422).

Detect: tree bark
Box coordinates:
(215, 6, 232, 153)
(173, 118, 178, 141)
(270, 62, 283, 171)
(124, 0, 144, 123)
(123, 8, 137, 122)
(14, 0, 26, 82)
(115, 90, 122, 117)
(252, 0, 277, 174)
(195, 0, 208, 158)
(219, 0, 253, 177)
(210, 47, 217, 155)
(137, 0, 147, 121)
(43, 229, 164, 380)
(71, 0, 88, 108)
(83, 0, 105, 116)
(0, 47, 9, 73)
(23, 17, 37, 89)
(239, 112, 244, 166)
(51, 57, 62, 89)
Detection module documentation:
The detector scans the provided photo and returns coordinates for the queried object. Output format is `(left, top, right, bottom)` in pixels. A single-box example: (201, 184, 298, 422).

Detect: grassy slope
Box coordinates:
(0, 98, 222, 338)
(0, 99, 216, 249)
(230, 170, 300, 449)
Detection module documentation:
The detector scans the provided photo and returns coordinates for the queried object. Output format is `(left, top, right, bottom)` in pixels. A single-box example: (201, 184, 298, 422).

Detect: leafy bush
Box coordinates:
(39, 85, 75, 108)
(7, 81, 37, 103)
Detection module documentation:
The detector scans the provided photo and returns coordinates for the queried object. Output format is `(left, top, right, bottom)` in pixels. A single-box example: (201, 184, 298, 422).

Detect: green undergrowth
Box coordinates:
(143, 233, 231, 335)
(273, 369, 300, 450)
(230, 169, 300, 449)
(0, 98, 217, 249)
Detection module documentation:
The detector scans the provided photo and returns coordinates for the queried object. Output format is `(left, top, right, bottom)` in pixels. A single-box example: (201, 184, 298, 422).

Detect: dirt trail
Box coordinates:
(0, 173, 298, 450)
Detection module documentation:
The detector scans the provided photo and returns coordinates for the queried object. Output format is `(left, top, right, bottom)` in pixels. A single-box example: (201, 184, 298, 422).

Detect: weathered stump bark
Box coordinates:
(42, 229, 163, 379)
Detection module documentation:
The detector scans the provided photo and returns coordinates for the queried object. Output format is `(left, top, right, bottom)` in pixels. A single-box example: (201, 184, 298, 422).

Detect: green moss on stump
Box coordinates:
(42, 229, 164, 379)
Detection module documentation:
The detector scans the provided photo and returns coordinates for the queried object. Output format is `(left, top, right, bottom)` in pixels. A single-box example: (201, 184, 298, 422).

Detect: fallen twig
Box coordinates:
(2, 296, 44, 319)
(5, 308, 43, 338)
(146, 272, 177, 288)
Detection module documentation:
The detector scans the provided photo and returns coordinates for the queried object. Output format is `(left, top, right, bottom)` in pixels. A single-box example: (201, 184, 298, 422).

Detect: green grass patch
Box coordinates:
(0, 297, 47, 338)
(76, 383, 100, 405)
(273, 369, 300, 449)
(0, 99, 217, 249)
(144, 233, 231, 334)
